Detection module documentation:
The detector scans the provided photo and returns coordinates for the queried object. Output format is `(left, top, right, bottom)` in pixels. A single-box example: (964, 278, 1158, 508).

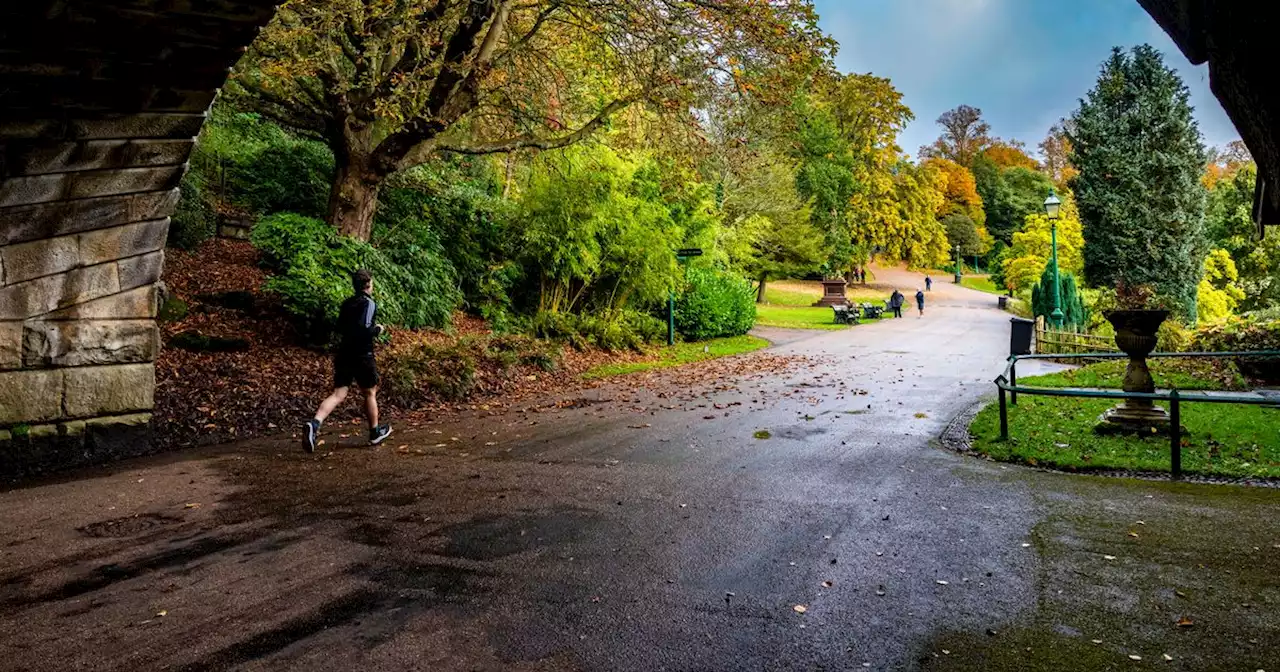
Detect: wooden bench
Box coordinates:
(861, 302, 885, 319)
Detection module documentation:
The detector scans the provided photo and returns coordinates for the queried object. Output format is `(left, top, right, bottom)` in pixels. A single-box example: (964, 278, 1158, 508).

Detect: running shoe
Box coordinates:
(304, 419, 320, 453)
(369, 423, 393, 445)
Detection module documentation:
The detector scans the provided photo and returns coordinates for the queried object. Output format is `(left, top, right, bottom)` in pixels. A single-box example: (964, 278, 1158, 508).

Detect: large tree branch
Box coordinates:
(492, 1, 562, 65)
(371, 1, 508, 173)
(434, 95, 640, 156)
(354, 0, 453, 122)
(231, 78, 330, 132)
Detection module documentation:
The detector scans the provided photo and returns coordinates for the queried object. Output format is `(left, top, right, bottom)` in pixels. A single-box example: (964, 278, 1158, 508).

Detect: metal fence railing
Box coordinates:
(994, 351, 1280, 479)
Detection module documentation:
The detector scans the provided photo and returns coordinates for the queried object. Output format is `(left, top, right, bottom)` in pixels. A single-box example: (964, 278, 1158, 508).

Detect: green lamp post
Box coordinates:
(1045, 188, 1064, 327)
(953, 244, 961, 284)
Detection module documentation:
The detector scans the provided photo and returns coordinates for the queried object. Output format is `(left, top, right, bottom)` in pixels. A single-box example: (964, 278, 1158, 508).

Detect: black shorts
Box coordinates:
(334, 354, 379, 389)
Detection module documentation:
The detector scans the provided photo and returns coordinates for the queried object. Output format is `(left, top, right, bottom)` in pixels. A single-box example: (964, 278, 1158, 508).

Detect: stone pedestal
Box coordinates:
(812, 279, 850, 307)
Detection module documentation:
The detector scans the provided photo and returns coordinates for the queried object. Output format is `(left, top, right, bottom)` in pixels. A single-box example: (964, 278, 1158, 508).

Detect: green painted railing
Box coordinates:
(993, 351, 1280, 479)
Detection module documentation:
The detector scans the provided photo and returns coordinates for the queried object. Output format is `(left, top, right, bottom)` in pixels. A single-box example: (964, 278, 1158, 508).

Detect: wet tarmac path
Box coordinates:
(1, 270, 1277, 671)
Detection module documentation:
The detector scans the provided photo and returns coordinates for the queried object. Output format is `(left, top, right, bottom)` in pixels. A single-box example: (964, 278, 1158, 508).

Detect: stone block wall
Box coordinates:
(0, 0, 277, 478)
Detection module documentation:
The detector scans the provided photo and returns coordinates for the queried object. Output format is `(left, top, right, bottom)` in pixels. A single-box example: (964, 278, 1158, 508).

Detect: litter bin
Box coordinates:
(1010, 316, 1034, 355)
(997, 295, 1008, 311)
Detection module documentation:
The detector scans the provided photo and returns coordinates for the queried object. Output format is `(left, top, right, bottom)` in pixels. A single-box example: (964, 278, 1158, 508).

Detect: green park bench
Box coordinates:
(832, 304, 861, 325)
(861, 302, 886, 319)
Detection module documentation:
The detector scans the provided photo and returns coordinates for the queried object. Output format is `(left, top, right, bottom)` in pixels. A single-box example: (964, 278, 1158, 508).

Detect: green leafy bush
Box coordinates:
(486, 333, 563, 371)
(382, 334, 562, 404)
(1193, 314, 1280, 381)
(368, 217, 463, 329)
(1156, 320, 1192, 353)
(184, 109, 334, 218)
(674, 267, 756, 340)
(376, 160, 512, 309)
(250, 213, 459, 341)
(383, 339, 478, 403)
(168, 173, 217, 250)
(251, 212, 332, 271)
(235, 142, 333, 217)
(529, 310, 662, 351)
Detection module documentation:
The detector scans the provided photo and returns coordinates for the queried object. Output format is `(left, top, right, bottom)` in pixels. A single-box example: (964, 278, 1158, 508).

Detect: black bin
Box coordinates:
(1010, 317, 1034, 355)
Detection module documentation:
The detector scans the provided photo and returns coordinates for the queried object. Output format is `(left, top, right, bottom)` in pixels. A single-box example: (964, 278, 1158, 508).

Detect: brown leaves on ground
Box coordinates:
(153, 239, 794, 450)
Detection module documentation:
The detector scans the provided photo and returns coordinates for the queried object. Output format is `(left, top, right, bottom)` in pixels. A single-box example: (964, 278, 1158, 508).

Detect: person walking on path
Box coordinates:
(925, 275, 932, 291)
(915, 288, 925, 317)
(889, 289, 904, 318)
(304, 269, 392, 452)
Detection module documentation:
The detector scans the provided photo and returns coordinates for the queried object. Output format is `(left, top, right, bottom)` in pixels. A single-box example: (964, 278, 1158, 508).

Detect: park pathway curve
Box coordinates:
(0, 267, 1277, 671)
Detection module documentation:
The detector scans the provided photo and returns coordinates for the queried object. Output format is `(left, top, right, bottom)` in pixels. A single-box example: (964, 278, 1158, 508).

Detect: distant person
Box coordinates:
(925, 275, 932, 291)
(303, 269, 392, 452)
(889, 289, 904, 318)
(861, 269, 868, 284)
(915, 288, 925, 317)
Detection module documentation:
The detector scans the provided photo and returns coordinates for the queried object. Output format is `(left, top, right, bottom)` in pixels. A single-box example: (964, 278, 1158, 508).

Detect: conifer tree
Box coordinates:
(1068, 45, 1208, 320)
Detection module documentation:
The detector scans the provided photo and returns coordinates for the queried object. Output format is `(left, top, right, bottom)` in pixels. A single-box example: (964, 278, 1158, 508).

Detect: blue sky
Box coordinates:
(811, 0, 1240, 161)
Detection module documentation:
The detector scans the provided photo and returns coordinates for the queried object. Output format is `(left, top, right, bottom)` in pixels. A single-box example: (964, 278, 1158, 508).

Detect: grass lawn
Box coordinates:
(1022, 358, 1247, 391)
(755, 304, 849, 330)
(969, 395, 1280, 479)
(763, 280, 884, 307)
(970, 363, 1274, 478)
(582, 335, 768, 379)
(960, 275, 1002, 294)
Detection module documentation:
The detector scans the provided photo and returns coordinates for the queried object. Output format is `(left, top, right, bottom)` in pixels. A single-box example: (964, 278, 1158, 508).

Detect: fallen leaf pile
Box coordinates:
(153, 240, 798, 450)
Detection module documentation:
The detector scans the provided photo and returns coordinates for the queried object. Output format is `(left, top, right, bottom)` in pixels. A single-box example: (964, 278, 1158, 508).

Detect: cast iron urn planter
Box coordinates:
(1097, 309, 1171, 434)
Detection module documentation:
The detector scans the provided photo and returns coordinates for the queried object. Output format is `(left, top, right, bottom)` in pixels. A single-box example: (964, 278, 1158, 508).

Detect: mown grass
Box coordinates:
(960, 275, 1002, 295)
(1022, 358, 1247, 391)
(763, 281, 884, 307)
(970, 395, 1280, 478)
(754, 304, 850, 330)
(582, 335, 768, 379)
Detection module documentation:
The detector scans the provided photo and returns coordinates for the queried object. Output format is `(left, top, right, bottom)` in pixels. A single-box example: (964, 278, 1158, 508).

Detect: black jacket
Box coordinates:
(889, 291, 904, 308)
(336, 293, 380, 358)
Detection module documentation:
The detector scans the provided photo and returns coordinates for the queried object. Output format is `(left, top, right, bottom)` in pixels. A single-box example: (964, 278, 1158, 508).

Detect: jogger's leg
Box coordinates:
(314, 387, 349, 423)
(364, 387, 380, 428)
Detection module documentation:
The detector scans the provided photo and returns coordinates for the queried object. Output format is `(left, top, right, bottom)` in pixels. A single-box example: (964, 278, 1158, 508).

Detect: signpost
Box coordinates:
(670, 248, 702, 345)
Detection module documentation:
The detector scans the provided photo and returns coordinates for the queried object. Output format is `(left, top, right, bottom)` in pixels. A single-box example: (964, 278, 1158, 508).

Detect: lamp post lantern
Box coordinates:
(1045, 188, 1064, 327)
(953, 244, 961, 284)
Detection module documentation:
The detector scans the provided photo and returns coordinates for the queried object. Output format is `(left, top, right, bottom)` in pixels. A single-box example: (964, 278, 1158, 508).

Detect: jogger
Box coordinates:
(304, 269, 392, 452)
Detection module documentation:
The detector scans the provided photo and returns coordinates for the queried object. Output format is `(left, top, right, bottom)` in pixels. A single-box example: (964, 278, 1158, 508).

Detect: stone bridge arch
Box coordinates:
(1, 0, 1277, 477)
(1, 1, 276, 476)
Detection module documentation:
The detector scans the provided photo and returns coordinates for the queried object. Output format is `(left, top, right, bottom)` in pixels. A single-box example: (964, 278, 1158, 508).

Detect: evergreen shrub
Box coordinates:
(674, 267, 756, 340)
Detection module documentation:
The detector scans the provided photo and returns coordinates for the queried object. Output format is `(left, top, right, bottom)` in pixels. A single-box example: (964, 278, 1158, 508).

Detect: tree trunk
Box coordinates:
(328, 160, 383, 241)
(756, 272, 768, 303)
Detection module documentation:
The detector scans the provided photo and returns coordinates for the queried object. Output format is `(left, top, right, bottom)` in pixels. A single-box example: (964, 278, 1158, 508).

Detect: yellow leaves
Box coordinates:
(984, 143, 1038, 170)
(1003, 210, 1085, 291)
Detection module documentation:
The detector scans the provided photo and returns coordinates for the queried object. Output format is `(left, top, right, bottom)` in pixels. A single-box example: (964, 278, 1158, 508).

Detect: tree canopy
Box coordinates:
(229, 0, 834, 239)
(1000, 212, 1084, 293)
(918, 104, 992, 166)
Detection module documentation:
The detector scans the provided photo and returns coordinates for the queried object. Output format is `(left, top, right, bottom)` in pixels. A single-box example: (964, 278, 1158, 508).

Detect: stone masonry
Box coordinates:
(0, 1, 277, 478)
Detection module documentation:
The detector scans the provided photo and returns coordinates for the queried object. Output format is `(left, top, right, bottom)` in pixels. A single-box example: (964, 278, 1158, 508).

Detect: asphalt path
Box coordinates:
(1, 269, 1276, 671)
